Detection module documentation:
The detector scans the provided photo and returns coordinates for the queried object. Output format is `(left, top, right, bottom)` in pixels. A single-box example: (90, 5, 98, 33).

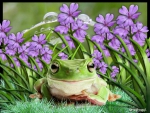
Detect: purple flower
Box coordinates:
(133, 59, 138, 63)
(113, 24, 130, 37)
(0, 49, 7, 60)
(0, 36, 8, 45)
(98, 61, 108, 74)
(0, 20, 12, 33)
(99, 42, 110, 57)
(0, 20, 12, 38)
(58, 3, 81, 24)
(132, 22, 149, 46)
(5, 45, 17, 56)
(111, 66, 119, 78)
(91, 33, 105, 43)
(92, 50, 103, 68)
(117, 5, 141, 26)
(58, 52, 68, 59)
(94, 13, 116, 34)
(54, 22, 70, 34)
(30, 34, 46, 50)
(8, 32, 24, 49)
(92, 50, 103, 61)
(72, 19, 88, 42)
(28, 46, 39, 57)
(93, 58, 100, 68)
(62, 35, 75, 49)
(122, 36, 130, 44)
(18, 43, 30, 61)
(40, 46, 53, 64)
(10, 57, 20, 67)
(146, 49, 150, 58)
(34, 58, 43, 71)
(108, 37, 121, 50)
(122, 43, 136, 55)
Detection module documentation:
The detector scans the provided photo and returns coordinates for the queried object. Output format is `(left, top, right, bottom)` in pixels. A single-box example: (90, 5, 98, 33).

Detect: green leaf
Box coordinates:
(71, 43, 81, 60)
(52, 29, 72, 55)
(28, 56, 42, 75)
(17, 57, 43, 78)
(85, 35, 94, 55)
(116, 62, 146, 96)
(52, 45, 69, 60)
(0, 63, 29, 89)
(98, 72, 146, 108)
(69, 35, 89, 59)
(130, 38, 150, 82)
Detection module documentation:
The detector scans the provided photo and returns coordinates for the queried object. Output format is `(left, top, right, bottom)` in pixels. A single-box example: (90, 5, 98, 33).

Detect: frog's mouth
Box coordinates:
(48, 77, 96, 83)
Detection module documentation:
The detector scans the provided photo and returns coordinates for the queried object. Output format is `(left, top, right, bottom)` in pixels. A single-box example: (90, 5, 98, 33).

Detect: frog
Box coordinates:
(29, 58, 121, 105)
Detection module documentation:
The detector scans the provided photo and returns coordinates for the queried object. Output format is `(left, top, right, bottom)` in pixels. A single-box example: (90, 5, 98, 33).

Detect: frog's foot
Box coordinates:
(68, 94, 88, 101)
(29, 93, 43, 99)
(108, 93, 121, 101)
(82, 87, 110, 106)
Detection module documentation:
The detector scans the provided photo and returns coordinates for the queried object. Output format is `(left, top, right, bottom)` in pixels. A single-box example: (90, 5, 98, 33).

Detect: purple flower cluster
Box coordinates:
(62, 35, 75, 49)
(58, 52, 68, 59)
(111, 66, 119, 79)
(92, 5, 148, 58)
(55, 3, 89, 49)
(92, 13, 117, 57)
(0, 20, 53, 70)
(92, 50, 108, 74)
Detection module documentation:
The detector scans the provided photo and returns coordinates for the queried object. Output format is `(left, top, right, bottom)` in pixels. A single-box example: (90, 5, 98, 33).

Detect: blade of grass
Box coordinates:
(0, 63, 29, 89)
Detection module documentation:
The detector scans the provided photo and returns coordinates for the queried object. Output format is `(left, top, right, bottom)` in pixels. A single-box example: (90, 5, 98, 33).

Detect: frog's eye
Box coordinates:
(51, 63, 59, 73)
(87, 62, 95, 72)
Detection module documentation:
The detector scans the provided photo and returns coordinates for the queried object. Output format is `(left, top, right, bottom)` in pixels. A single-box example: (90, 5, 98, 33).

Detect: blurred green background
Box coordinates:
(3, 2, 147, 34)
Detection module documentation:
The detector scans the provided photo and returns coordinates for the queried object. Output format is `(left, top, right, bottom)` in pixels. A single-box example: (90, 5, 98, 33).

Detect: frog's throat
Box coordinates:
(48, 77, 96, 82)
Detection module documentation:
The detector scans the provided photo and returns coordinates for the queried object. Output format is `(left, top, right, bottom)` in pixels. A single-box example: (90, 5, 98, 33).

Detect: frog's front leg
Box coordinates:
(29, 78, 51, 100)
(82, 86, 121, 106)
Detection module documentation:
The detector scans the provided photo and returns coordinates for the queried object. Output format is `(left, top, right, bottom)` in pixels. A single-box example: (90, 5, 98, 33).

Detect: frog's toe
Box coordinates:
(108, 94, 121, 101)
(84, 87, 110, 106)
(87, 96, 106, 105)
(29, 93, 43, 99)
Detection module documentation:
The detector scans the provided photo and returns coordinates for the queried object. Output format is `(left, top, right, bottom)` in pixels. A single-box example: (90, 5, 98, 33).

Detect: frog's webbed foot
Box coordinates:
(108, 93, 121, 101)
(29, 93, 43, 99)
(82, 87, 121, 106)
(29, 78, 51, 100)
(82, 87, 110, 106)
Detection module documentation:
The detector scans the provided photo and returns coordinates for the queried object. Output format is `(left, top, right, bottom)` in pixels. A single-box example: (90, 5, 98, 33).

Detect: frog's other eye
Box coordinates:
(51, 63, 59, 73)
(87, 62, 95, 72)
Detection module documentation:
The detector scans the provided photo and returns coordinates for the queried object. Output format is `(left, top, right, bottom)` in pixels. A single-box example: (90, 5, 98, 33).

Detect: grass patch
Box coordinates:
(1, 87, 137, 113)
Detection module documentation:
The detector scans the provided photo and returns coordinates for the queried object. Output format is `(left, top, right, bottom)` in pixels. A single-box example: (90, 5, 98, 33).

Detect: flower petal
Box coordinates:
(65, 16, 74, 24)
(58, 13, 68, 22)
(107, 21, 116, 27)
(131, 13, 141, 19)
(119, 6, 128, 16)
(72, 11, 81, 17)
(4, 26, 12, 32)
(70, 3, 78, 13)
(117, 15, 127, 24)
(16, 32, 23, 40)
(32, 35, 38, 42)
(141, 26, 149, 32)
(39, 34, 46, 42)
(9, 33, 16, 40)
(129, 5, 138, 15)
(2, 20, 10, 28)
(136, 22, 143, 30)
(96, 15, 104, 23)
(124, 19, 133, 26)
(105, 13, 114, 23)
(60, 4, 69, 14)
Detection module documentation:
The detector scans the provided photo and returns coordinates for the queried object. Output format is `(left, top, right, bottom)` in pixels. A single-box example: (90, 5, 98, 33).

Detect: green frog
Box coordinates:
(29, 58, 121, 105)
